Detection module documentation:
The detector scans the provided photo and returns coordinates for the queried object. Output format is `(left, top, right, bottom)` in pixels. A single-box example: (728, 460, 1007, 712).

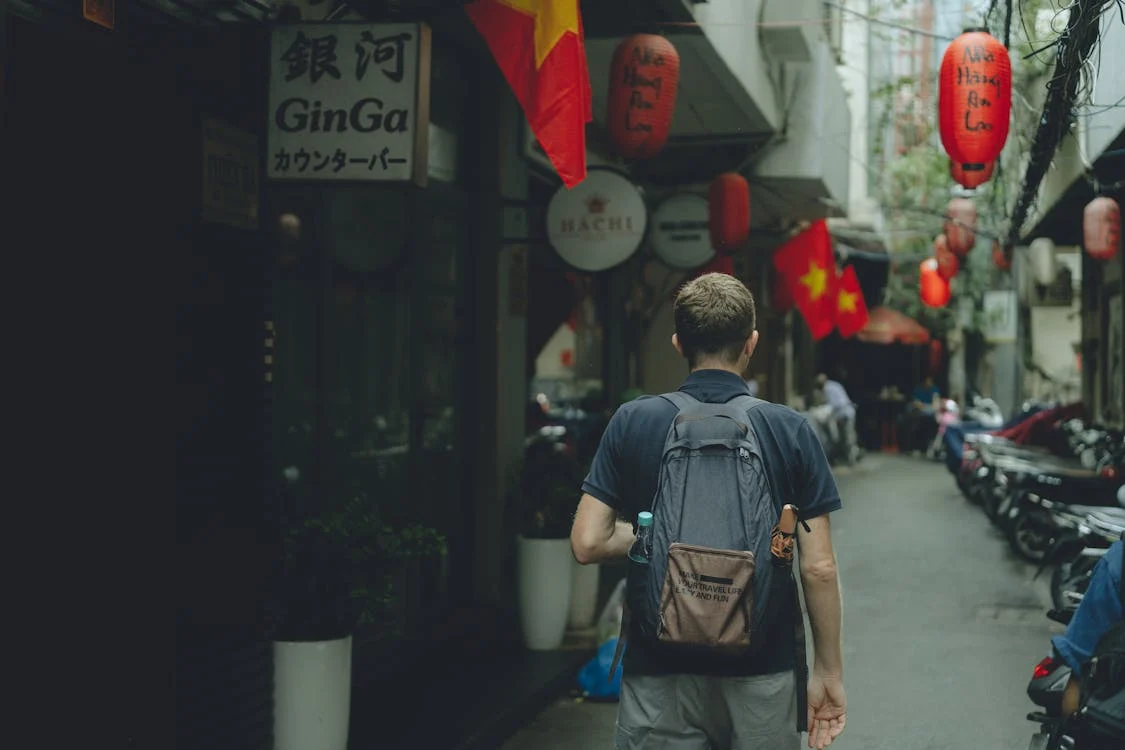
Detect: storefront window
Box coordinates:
(269, 41, 471, 644)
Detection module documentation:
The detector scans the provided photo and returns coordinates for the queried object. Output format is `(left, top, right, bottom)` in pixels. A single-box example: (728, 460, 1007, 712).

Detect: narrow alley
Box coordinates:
(502, 454, 1059, 750)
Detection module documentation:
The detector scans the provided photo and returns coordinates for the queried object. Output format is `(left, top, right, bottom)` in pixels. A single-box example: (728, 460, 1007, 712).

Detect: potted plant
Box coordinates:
(270, 480, 446, 750)
(510, 438, 586, 650)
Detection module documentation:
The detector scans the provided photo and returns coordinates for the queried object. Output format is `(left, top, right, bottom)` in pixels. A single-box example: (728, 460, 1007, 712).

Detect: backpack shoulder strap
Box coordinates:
(729, 394, 767, 414)
(659, 391, 697, 412)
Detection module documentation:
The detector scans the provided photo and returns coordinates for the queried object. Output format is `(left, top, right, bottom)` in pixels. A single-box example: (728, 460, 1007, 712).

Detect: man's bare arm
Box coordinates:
(571, 494, 635, 564)
(798, 514, 844, 678)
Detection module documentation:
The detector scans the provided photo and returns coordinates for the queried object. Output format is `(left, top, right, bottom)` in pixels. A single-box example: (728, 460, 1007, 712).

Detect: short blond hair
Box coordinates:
(673, 273, 757, 367)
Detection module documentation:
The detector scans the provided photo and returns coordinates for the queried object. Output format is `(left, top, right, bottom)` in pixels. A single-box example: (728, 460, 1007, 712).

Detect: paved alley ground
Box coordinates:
(501, 454, 1060, 750)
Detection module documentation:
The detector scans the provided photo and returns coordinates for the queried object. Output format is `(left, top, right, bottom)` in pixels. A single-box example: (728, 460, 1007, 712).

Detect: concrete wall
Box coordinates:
(1088, 13, 1125, 159)
(755, 42, 851, 208)
(690, 0, 782, 129)
(837, 0, 878, 224)
(1027, 251, 1082, 401)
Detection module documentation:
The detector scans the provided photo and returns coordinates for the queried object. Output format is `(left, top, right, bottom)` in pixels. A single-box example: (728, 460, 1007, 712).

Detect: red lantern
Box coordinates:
(934, 234, 959, 280)
(607, 34, 680, 160)
(709, 173, 751, 254)
(992, 240, 1012, 270)
(944, 198, 978, 256)
(920, 258, 952, 307)
(939, 29, 1011, 168)
(950, 159, 995, 189)
(1083, 196, 1121, 261)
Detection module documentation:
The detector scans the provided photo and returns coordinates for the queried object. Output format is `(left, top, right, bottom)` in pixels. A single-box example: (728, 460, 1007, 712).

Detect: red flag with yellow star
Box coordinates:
(466, 0, 592, 188)
(772, 220, 837, 340)
(834, 264, 869, 338)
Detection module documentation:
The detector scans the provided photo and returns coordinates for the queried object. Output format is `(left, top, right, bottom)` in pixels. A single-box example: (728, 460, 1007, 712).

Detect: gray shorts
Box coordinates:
(615, 670, 800, 750)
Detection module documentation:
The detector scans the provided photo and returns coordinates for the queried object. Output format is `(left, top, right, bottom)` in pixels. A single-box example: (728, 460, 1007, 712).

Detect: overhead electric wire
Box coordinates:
(1004, 0, 1115, 250)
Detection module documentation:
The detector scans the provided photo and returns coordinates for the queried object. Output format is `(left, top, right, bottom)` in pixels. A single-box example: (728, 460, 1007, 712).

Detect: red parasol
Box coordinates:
(855, 306, 932, 345)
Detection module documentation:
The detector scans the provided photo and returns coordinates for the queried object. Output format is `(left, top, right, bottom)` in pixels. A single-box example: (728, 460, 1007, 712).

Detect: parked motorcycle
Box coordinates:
(1045, 508, 1125, 611)
(1026, 609, 1075, 750)
(960, 420, 1115, 516)
(997, 436, 1125, 562)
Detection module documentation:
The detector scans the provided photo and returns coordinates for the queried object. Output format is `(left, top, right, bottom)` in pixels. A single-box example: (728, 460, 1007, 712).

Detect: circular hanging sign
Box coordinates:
(650, 193, 716, 269)
(546, 168, 647, 272)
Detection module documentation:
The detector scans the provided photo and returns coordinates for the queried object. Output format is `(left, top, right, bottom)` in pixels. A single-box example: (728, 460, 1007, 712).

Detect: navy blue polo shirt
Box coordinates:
(582, 369, 843, 677)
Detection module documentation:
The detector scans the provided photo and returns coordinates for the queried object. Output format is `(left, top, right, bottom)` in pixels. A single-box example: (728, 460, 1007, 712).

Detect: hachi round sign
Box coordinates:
(546, 168, 647, 272)
(650, 193, 716, 269)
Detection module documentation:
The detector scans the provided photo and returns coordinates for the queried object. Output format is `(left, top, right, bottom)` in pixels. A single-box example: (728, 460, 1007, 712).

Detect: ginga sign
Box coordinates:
(267, 22, 431, 184)
(546, 168, 647, 272)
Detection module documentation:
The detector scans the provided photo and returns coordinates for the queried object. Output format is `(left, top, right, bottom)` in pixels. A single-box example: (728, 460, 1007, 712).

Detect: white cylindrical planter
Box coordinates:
(273, 636, 352, 750)
(516, 535, 574, 650)
(568, 560, 601, 630)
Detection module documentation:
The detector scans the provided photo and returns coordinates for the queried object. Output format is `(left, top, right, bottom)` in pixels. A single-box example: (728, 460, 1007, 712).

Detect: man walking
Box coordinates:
(571, 273, 846, 750)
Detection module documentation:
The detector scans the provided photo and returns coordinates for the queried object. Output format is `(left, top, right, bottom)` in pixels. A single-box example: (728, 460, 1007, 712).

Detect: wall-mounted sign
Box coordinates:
(546, 168, 646, 272)
(202, 118, 260, 231)
(650, 193, 715, 269)
(982, 290, 1018, 343)
(267, 23, 431, 185)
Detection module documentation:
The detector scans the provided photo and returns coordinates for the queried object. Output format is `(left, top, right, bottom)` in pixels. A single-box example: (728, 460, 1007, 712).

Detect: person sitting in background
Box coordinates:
(912, 376, 940, 413)
(820, 373, 859, 465)
(903, 375, 941, 452)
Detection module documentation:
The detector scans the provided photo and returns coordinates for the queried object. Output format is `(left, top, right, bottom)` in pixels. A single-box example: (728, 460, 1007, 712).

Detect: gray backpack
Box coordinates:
(611, 392, 808, 731)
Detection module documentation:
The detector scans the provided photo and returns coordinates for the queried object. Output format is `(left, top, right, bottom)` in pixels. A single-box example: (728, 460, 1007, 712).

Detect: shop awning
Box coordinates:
(855, 306, 931, 346)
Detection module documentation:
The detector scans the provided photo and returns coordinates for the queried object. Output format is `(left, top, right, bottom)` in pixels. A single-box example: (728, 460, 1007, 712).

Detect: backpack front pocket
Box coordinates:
(657, 543, 755, 652)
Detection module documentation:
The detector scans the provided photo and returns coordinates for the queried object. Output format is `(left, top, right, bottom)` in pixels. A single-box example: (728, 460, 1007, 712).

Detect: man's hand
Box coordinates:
(807, 673, 846, 750)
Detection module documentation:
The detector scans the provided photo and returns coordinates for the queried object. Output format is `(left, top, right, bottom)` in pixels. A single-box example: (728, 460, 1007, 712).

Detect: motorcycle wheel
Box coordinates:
(1051, 555, 1098, 610)
(996, 494, 1017, 533)
(1009, 512, 1055, 563)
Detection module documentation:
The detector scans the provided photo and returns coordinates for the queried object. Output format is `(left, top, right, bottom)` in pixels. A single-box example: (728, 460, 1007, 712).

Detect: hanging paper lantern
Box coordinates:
(992, 240, 1012, 270)
(1083, 196, 1121, 261)
(920, 258, 952, 307)
(1028, 237, 1058, 285)
(939, 28, 1011, 168)
(709, 173, 751, 254)
(934, 235, 959, 280)
(944, 198, 978, 256)
(607, 34, 680, 160)
(950, 159, 995, 189)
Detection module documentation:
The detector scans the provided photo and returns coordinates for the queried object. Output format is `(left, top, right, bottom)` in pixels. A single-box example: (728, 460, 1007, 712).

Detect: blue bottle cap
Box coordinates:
(637, 511, 653, 527)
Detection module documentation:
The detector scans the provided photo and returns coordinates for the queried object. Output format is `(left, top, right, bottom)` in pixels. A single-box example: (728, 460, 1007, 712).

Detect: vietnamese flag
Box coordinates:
(772, 220, 837, 340)
(466, 0, 592, 188)
(834, 265, 870, 338)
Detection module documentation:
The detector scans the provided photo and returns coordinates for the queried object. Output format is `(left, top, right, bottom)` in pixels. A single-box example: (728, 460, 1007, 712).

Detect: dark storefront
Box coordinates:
(7, 4, 277, 747)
